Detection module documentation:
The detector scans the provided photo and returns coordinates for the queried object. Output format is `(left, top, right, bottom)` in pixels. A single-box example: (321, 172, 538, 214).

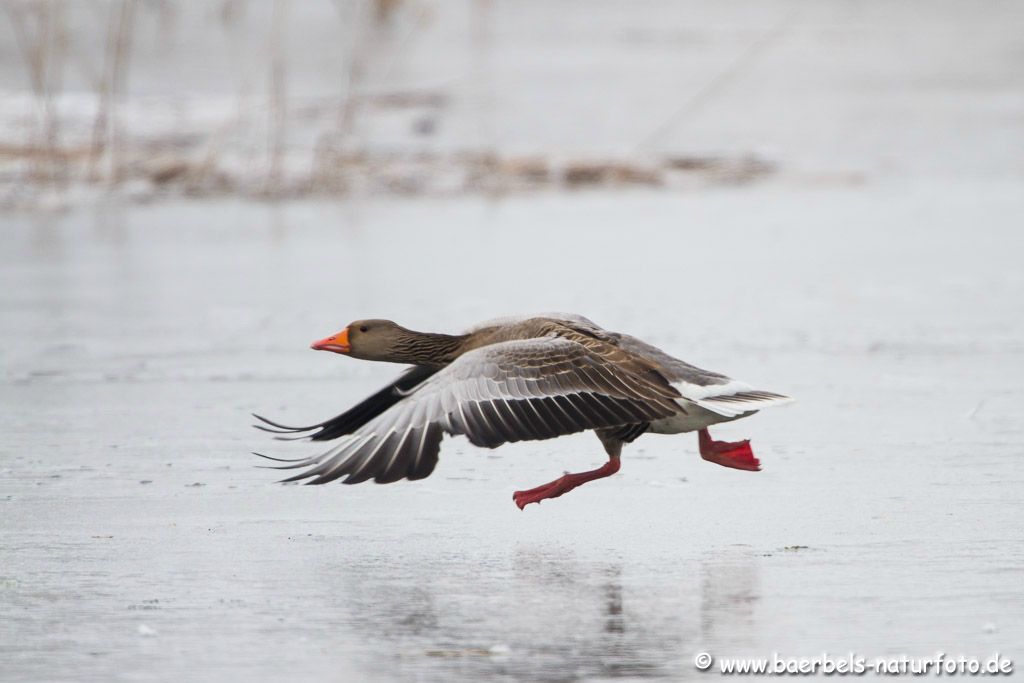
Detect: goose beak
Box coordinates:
(311, 327, 350, 354)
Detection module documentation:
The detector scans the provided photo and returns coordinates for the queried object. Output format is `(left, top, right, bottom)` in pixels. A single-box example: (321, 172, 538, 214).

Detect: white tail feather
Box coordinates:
(695, 390, 793, 417)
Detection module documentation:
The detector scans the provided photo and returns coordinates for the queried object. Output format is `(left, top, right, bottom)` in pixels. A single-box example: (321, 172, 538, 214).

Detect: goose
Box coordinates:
(254, 314, 792, 509)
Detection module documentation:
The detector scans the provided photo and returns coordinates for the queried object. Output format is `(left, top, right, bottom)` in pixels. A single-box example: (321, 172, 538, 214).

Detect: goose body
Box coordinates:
(254, 314, 791, 509)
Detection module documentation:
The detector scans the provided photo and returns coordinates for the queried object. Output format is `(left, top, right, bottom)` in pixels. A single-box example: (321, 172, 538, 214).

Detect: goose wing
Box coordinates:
(257, 336, 681, 485)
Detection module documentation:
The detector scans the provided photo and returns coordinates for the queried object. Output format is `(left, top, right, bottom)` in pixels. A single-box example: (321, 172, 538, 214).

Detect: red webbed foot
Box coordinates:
(698, 429, 761, 471)
(512, 481, 567, 510)
(512, 458, 621, 510)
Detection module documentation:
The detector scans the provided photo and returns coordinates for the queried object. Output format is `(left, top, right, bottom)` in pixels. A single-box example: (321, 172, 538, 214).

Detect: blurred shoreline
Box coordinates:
(3, 0, 1020, 210)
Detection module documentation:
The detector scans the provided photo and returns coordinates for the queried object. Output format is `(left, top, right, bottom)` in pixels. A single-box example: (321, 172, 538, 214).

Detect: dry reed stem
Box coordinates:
(6, 1, 65, 187)
(265, 0, 289, 195)
(88, 0, 137, 185)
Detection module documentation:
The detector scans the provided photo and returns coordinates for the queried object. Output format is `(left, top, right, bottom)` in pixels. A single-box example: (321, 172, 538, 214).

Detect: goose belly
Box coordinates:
(648, 401, 750, 434)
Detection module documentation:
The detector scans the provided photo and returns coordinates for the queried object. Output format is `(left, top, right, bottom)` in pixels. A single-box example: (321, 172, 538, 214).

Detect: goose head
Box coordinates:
(311, 319, 408, 361)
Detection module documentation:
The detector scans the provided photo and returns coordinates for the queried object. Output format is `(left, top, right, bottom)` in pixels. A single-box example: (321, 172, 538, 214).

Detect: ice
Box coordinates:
(1, 187, 1022, 681)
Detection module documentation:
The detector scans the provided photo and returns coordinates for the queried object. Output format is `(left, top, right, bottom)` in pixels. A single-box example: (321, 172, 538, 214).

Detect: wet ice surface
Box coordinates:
(2, 184, 1024, 681)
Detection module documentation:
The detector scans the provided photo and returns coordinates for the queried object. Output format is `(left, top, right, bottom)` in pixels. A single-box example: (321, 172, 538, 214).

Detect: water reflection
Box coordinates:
(320, 545, 761, 681)
(29, 210, 63, 259)
(92, 196, 128, 246)
(699, 551, 761, 650)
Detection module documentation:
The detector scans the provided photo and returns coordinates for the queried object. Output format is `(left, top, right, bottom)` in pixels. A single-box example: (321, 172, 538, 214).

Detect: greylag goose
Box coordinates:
(254, 314, 791, 509)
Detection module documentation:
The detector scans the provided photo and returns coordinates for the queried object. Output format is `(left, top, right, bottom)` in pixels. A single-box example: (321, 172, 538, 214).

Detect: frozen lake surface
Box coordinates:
(2, 182, 1023, 681)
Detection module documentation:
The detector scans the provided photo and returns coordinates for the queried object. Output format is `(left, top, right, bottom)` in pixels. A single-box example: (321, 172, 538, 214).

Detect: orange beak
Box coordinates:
(311, 327, 350, 354)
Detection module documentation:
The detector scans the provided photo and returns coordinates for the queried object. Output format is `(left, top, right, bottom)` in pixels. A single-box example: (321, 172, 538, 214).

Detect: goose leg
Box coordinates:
(512, 457, 621, 510)
(698, 428, 761, 471)
(513, 432, 625, 510)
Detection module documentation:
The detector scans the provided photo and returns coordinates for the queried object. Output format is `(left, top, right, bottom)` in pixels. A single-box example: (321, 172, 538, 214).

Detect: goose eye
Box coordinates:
(359, 326, 368, 333)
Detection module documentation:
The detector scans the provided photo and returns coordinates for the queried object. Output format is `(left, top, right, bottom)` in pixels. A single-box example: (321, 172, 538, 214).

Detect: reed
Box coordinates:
(6, 0, 65, 187)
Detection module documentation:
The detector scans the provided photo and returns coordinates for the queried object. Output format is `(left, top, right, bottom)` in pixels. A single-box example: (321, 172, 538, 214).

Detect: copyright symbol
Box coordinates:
(695, 652, 713, 671)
